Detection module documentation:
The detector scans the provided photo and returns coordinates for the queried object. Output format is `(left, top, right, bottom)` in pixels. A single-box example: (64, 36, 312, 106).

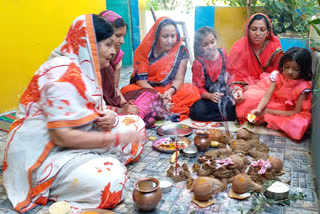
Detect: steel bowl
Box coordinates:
(158, 177, 174, 193)
(264, 181, 290, 200)
(182, 144, 198, 157)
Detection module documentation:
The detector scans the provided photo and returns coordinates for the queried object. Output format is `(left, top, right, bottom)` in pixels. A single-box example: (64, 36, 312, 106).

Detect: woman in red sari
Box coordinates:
(228, 13, 283, 104)
(121, 17, 200, 120)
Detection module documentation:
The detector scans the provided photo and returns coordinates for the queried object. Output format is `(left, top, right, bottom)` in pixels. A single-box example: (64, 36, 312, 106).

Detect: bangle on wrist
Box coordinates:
(120, 102, 127, 108)
(170, 85, 177, 95)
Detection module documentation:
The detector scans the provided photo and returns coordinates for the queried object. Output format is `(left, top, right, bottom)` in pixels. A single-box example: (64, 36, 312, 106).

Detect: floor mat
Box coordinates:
(180, 118, 285, 136)
(0, 112, 15, 132)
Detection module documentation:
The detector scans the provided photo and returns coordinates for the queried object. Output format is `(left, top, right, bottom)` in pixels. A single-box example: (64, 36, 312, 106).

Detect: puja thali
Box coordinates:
(157, 123, 193, 137)
(152, 137, 191, 153)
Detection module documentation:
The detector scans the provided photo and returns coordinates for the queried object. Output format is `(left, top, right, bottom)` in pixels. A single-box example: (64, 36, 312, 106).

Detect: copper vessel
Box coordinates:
(133, 177, 162, 211)
(194, 130, 210, 151)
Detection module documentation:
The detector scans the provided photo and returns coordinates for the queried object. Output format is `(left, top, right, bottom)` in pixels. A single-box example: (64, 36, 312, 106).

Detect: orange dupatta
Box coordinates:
(123, 17, 187, 92)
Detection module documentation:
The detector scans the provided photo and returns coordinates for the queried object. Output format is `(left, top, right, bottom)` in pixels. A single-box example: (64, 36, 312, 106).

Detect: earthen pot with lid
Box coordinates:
(194, 130, 211, 151)
(133, 177, 162, 211)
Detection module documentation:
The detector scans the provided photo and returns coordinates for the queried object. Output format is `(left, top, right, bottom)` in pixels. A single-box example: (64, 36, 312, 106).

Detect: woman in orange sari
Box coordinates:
(121, 17, 200, 121)
(228, 13, 283, 104)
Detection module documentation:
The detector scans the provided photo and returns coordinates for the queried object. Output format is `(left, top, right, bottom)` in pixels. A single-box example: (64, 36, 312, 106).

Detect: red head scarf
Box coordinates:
(228, 13, 283, 84)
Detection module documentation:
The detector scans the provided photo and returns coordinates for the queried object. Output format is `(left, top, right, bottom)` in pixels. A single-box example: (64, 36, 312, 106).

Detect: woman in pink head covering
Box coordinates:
(99, 10, 139, 115)
(99, 10, 168, 128)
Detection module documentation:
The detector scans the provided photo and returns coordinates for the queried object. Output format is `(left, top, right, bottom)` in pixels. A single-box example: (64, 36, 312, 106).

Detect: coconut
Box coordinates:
(207, 129, 223, 142)
(269, 156, 283, 173)
(236, 129, 251, 140)
(193, 178, 214, 201)
(232, 174, 252, 194)
(229, 154, 245, 170)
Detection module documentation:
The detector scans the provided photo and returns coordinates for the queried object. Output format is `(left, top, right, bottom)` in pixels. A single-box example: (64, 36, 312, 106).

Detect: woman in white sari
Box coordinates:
(3, 14, 146, 212)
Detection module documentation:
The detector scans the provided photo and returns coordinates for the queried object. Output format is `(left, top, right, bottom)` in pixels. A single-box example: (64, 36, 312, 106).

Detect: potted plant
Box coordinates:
(258, 0, 319, 51)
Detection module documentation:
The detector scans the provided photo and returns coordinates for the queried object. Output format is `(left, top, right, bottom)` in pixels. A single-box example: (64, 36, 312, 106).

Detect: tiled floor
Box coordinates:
(0, 66, 319, 213)
(0, 129, 319, 214)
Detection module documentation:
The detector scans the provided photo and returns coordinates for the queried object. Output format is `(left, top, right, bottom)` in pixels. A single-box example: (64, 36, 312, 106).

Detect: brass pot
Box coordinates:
(133, 177, 162, 211)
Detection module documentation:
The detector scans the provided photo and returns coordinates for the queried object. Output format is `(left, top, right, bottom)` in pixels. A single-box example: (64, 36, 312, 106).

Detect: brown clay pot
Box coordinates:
(194, 130, 210, 151)
(198, 155, 211, 163)
(133, 177, 162, 211)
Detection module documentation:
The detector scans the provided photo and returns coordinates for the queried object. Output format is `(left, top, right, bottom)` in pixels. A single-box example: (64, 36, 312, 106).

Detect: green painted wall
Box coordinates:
(106, 0, 134, 66)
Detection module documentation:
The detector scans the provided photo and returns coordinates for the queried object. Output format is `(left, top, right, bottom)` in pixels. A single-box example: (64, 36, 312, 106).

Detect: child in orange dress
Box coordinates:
(236, 47, 312, 140)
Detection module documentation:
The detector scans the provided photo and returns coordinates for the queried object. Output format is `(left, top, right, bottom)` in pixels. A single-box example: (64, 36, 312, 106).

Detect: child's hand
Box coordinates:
(251, 109, 262, 116)
(209, 92, 224, 103)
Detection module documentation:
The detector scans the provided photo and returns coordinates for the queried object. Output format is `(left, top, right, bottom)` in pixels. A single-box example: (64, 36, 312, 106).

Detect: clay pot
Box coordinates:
(198, 155, 211, 163)
(194, 130, 210, 151)
(133, 177, 162, 211)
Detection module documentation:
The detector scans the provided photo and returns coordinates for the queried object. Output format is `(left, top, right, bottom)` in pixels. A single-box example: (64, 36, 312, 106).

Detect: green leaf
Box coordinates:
(284, 199, 291, 205)
(315, 90, 320, 97)
(278, 201, 287, 206)
(283, 21, 292, 29)
(311, 23, 320, 36)
(267, 199, 275, 204)
(309, 19, 320, 25)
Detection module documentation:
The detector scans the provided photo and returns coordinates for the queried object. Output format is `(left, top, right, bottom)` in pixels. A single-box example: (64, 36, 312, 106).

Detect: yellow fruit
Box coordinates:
(247, 113, 256, 123)
(170, 151, 180, 163)
(210, 141, 219, 147)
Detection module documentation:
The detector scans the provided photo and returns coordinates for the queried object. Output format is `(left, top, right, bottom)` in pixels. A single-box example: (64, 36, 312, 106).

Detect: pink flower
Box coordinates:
(250, 159, 272, 174)
(215, 157, 233, 169)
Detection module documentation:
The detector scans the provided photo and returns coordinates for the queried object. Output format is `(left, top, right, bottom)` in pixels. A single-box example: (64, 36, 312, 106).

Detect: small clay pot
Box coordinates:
(133, 177, 162, 211)
(194, 131, 210, 151)
(198, 155, 211, 163)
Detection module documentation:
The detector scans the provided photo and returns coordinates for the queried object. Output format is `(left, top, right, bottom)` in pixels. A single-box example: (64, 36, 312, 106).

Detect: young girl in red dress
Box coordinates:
(190, 26, 236, 121)
(236, 47, 313, 140)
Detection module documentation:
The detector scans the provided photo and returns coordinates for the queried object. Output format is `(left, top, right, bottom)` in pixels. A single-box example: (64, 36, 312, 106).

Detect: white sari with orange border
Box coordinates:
(3, 14, 146, 212)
